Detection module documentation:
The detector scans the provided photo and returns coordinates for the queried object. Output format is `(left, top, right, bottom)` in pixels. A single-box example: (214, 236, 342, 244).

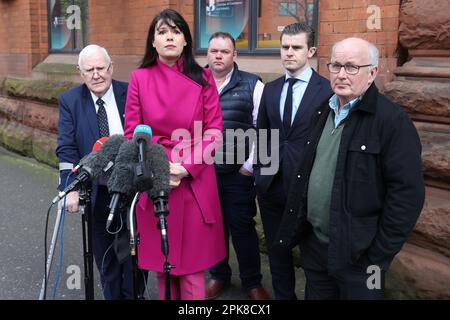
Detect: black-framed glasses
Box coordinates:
(327, 62, 372, 75)
(80, 62, 112, 78)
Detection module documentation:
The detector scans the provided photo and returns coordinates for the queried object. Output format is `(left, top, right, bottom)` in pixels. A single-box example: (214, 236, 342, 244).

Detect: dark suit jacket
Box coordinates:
(255, 69, 333, 195)
(55, 79, 127, 207)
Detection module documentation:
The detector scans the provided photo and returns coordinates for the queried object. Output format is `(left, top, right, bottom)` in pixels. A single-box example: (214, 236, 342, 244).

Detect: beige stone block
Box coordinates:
(388, 243, 450, 299)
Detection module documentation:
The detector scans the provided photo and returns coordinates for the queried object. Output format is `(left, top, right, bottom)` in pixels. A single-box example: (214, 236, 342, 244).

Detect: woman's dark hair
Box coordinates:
(140, 9, 207, 87)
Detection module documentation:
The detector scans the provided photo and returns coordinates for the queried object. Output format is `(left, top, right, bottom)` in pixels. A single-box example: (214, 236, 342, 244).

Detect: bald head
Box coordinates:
(78, 44, 111, 69)
(329, 37, 379, 108)
(332, 37, 378, 68)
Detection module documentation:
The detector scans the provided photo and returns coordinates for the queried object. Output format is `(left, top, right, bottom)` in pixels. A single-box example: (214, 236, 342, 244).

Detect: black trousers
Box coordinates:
(209, 171, 263, 291)
(257, 173, 297, 300)
(92, 186, 147, 299)
(299, 228, 385, 300)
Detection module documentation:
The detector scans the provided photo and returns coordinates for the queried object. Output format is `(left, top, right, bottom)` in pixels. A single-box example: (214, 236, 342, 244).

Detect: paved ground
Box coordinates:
(0, 146, 305, 300)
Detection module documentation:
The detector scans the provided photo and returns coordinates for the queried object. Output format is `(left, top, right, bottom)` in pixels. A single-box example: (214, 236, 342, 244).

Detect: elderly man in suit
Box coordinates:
(255, 22, 333, 300)
(56, 44, 143, 299)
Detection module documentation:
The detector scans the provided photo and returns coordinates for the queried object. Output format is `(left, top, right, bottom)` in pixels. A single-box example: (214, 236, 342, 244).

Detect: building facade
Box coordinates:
(0, 0, 400, 85)
(0, 0, 449, 299)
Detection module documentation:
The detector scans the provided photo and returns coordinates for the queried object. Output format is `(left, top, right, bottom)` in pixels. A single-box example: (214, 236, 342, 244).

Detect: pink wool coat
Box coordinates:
(124, 58, 226, 275)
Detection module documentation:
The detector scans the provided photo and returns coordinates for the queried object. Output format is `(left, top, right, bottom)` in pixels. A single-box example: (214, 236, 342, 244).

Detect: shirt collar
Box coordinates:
(284, 66, 313, 83)
(225, 67, 234, 81)
(328, 94, 362, 114)
(218, 67, 234, 94)
(90, 83, 114, 105)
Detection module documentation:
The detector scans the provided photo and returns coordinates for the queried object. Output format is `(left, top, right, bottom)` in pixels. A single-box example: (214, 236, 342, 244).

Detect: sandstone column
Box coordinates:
(383, 0, 450, 299)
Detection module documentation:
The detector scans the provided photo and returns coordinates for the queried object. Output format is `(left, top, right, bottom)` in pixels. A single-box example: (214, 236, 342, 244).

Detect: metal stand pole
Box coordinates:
(152, 193, 174, 300)
(157, 214, 172, 300)
(38, 204, 63, 300)
(79, 183, 94, 300)
(129, 192, 145, 300)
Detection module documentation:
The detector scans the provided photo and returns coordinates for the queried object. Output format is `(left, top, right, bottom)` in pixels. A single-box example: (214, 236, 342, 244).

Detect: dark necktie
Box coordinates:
(283, 78, 298, 132)
(96, 98, 109, 137)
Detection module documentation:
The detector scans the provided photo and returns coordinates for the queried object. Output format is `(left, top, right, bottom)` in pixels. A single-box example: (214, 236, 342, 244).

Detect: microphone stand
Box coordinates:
(39, 202, 63, 300)
(152, 191, 175, 300)
(78, 182, 95, 300)
(129, 192, 145, 300)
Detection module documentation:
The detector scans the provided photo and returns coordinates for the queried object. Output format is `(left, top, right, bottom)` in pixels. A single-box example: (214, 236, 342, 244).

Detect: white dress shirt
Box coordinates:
(279, 67, 313, 125)
(90, 84, 124, 136)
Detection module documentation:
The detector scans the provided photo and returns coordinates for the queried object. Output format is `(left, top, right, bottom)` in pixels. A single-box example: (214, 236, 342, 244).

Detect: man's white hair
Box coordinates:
(78, 44, 111, 68)
(331, 38, 379, 68)
(367, 42, 379, 68)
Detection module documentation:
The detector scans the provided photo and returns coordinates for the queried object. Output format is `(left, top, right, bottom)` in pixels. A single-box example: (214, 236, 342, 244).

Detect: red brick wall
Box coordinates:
(87, 0, 194, 56)
(0, 0, 32, 77)
(317, 0, 401, 88)
(85, 1, 195, 80)
(0, 1, 194, 78)
(0, 0, 400, 86)
(0, 0, 48, 78)
(29, 1, 48, 67)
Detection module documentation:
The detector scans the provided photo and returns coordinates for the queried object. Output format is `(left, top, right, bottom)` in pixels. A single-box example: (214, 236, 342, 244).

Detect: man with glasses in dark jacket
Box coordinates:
(275, 37, 425, 299)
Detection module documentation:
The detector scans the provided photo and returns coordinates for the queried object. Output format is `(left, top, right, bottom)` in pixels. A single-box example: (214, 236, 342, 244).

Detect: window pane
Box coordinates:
(279, 3, 297, 16)
(257, 0, 317, 49)
(49, 0, 87, 51)
(198, 0, 250, 50)
(73, 0, 87, 50)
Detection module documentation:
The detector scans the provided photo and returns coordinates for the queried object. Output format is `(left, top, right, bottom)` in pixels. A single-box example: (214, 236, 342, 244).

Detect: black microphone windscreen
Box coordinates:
(147, 143, 170, 199)
(80, 134, 126, 179)
(107, 140, 139, 196)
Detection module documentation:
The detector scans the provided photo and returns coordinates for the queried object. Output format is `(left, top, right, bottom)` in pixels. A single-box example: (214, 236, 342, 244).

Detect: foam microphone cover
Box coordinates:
(92, 136, 109, 152)
(146, 143, 170, 199)
(107, 140, 139, 196)
(79, 134, 126, 179)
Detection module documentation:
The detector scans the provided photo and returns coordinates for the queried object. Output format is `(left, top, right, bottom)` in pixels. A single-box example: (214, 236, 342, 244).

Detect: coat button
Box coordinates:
(361, 145, 366, 151)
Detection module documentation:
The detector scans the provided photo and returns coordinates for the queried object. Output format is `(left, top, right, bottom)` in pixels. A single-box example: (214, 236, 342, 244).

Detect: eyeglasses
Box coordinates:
(327, 62, 372, 75)
(80, 63, 112, 78)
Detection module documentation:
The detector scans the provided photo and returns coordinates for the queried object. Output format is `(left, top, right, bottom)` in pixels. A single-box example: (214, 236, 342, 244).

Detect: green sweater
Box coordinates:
(307, 111, 344, 243)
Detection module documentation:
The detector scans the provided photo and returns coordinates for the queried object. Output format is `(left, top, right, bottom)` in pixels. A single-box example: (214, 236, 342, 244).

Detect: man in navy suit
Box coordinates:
(255, 23, 333, 300)
(56, 44, 141, 299)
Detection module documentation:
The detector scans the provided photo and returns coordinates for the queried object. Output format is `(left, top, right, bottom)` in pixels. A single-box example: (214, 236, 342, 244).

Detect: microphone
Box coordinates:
(133, 125, 154, 192)
(133, 124, 152, 162)
(71, 137, 108, 174)
(52, 134, 126, 204)
(106, 140, 139, 229)
(145, 143, 171, 260)
(146, 143, 170, 217)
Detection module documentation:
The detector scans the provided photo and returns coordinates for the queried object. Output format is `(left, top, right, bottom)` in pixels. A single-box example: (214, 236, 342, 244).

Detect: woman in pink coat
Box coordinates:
(124, 9, 226, 300)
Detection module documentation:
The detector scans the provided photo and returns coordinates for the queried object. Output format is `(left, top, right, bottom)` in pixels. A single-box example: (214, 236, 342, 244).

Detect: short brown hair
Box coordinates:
(208, 32, 236, 50)
(280, 22, 315, 49)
